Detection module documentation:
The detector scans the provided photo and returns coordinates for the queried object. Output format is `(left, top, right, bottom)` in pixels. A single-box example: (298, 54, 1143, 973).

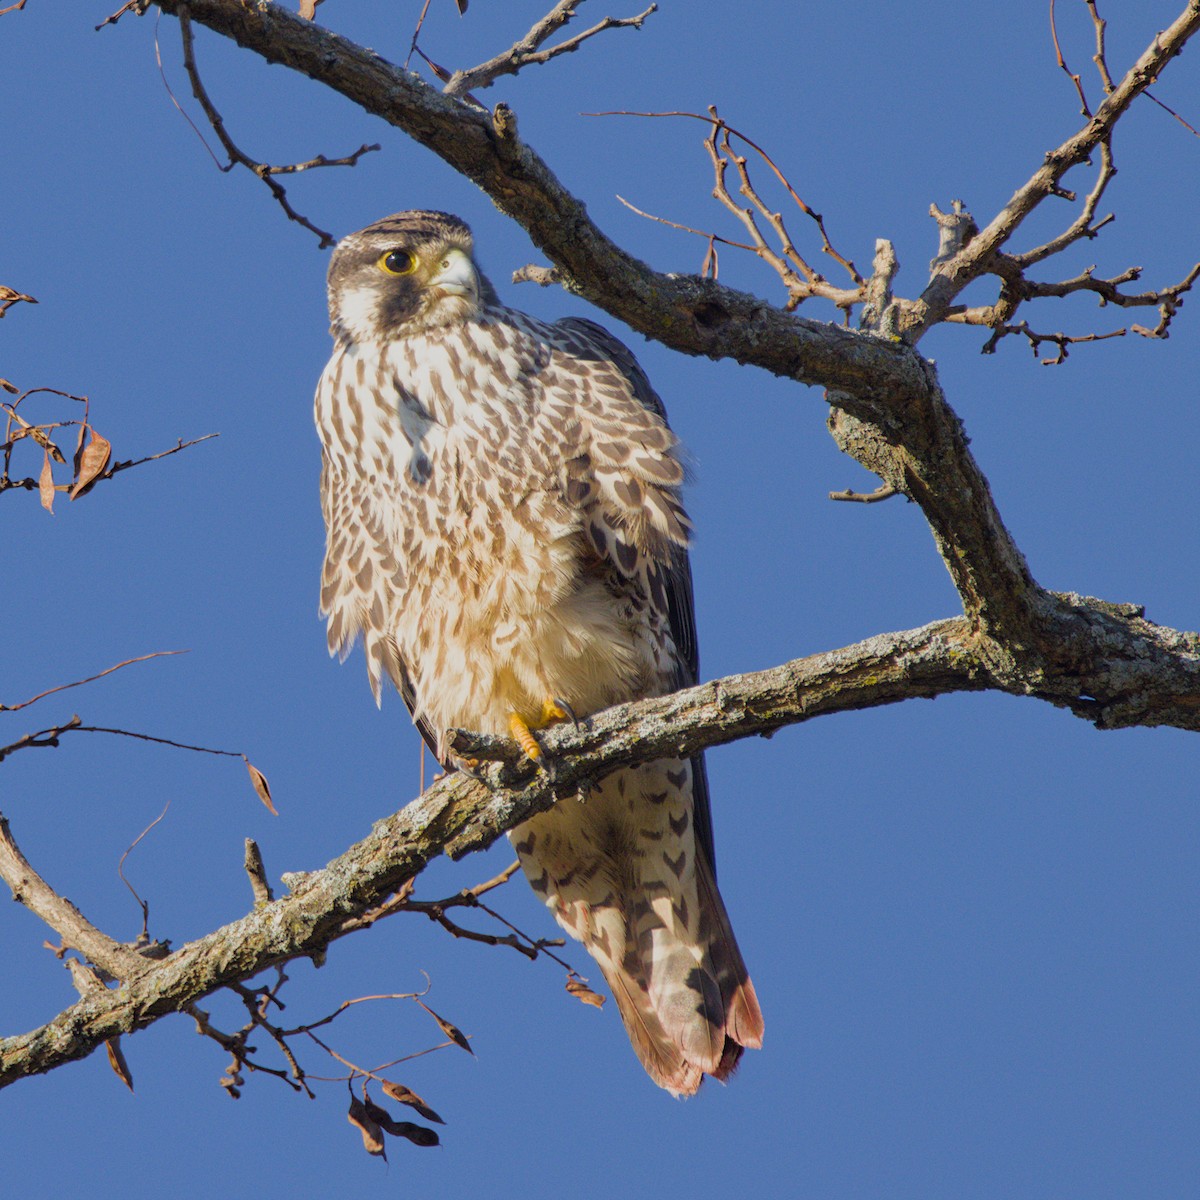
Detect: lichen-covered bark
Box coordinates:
(5, 604, 1199, 1086)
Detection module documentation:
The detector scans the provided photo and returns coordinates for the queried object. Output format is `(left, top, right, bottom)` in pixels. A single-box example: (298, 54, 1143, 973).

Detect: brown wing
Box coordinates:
(554, 317, 717, 873)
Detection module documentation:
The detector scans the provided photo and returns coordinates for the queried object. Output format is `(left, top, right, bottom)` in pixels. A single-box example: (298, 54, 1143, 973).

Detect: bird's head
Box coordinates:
(326, 210, 497, 344)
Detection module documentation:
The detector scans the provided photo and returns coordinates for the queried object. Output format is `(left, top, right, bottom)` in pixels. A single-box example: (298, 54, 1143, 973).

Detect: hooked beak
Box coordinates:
(430, 247, 479, 301)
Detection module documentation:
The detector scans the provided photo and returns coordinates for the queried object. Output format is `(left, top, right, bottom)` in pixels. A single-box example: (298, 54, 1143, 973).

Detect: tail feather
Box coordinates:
(695, 846, 764, 1055)
(511, 759, 762, 1096)
(605, 966, 705, 1096)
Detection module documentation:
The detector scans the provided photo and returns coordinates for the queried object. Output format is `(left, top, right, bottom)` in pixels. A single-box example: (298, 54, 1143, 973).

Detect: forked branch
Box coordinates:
(171, 6, 379, 247)
(441, 1, 658, 97)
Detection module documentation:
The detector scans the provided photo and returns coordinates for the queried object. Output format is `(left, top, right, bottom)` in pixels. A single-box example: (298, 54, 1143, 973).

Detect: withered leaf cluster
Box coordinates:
(347, 1082, 443, 1160)
(1, 386, 112, 513)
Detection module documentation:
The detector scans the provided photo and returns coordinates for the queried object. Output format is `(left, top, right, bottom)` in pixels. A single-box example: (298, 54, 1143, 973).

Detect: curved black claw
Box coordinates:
(557, 696, 581, 728)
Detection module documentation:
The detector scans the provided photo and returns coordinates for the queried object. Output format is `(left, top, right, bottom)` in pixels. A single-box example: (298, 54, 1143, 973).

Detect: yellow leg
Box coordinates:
(508, 711, 544, 762)
(508, 696, 577, 764)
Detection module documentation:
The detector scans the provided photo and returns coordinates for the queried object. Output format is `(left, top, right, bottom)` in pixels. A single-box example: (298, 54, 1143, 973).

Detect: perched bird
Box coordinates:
(314, 210, 762, 1095)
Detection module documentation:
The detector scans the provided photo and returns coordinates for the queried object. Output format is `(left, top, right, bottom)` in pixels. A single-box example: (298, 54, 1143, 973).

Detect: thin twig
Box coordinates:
(443, 2, 658, 96)
(1143, 88, 1200, 137)
(117, 802, 172, 945)
(1050, 0, 1092, 116)
(78, 724, 249, 757)
(1088, 0, 1115, 94)
(0, 716, 83, 763)
(594, 107, 863, 309)
(979, 321, 1126, 364)
(282, 988, 433, 1039)
(170, 7, 379, 248)
(1, 651, 188, 713)
(404, 0, 435, 71)
(615, 195, 757, 276)
(829, 484, 898, 504)
(0, 715, 251, 768)
(1011, 138, 1117, 268)
(105, 432, 220, 479)
(0, 812, 152, 979)
(948, 258, 1200, 357)
(95, 1, 144, 31)
(304, 1027, 456, 1086)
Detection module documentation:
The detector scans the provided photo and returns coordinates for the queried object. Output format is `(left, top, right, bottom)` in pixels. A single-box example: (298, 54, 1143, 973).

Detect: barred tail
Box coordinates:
(511, 760, 762, 1096)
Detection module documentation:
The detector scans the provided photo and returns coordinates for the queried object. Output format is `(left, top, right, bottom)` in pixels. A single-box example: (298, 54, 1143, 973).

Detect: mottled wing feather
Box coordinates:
(556, 318, 698, 668)
(555, 317, 717, 873)
(318, 427, 441, 759)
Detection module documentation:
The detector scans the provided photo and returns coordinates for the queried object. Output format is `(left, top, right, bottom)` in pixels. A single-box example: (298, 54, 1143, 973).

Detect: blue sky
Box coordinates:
(2, 3, 1197, 1197)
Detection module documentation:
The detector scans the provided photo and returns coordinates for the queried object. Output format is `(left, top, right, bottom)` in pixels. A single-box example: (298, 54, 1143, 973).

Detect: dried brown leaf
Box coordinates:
(72, 418, 87, 476)
(105, 1037, 134, 1091)
(422, 1003, 473, 1055)
(389, 1121, 440, 1147)
(424, 55, 453, 84)
(69, 426, 112, 499)
(364, 1096, 441, 1147)
(38, 448, 55, 513)
(381, 1079, 445, 1125)
(565, 975, 606, 1008)
(16, 418, 67, 462)
(245, 759, 277, 815)
(454, 0, 469, 14)
(347, 1094, 387, 1159)
(0, 377, 17, 394)
(298, 0, 321, 18)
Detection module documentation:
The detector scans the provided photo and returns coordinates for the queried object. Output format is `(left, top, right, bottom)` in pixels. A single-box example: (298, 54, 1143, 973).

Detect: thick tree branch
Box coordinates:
(4, 600, 1198, 1087)
(136, 1, 1198, 704)
(0, 815, 153, 980)
(0, 620, 976, 1088)
(147, 0, 924, 404)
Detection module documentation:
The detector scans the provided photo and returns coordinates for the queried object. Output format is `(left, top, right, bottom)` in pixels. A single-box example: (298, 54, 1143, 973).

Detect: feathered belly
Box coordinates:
(393, 498, 650, 746)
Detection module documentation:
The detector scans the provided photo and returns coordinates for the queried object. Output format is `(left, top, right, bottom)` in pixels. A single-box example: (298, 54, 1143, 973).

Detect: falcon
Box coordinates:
(314, 210, 762, 1095)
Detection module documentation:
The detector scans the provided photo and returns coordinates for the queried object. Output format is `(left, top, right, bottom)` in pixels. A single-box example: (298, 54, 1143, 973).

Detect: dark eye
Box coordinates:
(378, 249, 417, 276)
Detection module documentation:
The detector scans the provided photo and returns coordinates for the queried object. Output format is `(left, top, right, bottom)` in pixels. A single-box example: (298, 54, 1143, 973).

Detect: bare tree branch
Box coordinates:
(911, 2, 1200, 338)
(0, 813, 155, 980)
(600, 108, 863, 310)
(442, 2, 658, 97)
(1050, 0, 1093, 116)
(168, 5, 380, 248)
(4, 598, 1199, 1086)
